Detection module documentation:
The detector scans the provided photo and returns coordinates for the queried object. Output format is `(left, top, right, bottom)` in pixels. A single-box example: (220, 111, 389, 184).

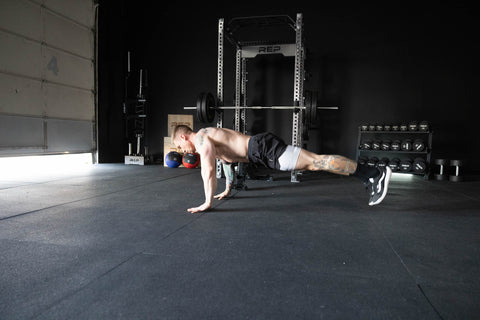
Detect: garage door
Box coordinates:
(0, 0, 96, 157)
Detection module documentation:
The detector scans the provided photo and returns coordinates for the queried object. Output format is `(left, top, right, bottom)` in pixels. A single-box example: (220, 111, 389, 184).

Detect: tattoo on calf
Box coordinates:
(313, 155, 355, 174)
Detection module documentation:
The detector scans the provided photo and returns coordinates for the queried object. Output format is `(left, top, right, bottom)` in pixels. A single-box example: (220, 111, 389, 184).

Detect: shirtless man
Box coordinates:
(172, 125, 391, 213)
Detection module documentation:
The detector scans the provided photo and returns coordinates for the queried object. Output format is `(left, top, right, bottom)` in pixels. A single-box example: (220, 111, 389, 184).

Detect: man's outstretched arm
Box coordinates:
(188, 134, 217, 213)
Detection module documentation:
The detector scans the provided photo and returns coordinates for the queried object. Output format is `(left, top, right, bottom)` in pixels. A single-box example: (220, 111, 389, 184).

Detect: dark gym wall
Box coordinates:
(98, 1, 478, 172)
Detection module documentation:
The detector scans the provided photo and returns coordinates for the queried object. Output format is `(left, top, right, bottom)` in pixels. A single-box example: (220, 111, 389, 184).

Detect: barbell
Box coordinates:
(184, 91, 339, 124)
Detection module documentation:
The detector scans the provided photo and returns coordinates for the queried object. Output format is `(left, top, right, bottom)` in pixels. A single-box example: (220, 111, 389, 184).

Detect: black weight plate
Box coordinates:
(204, 92, 216, 123)
(304, 90, 312, 125)
(196, 92, 206, 123)
(311, 91, 317, 124)
(201, 92, 209, 123)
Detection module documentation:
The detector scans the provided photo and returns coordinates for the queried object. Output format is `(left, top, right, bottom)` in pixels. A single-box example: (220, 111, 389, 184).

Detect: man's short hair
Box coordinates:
(171, 125, 193, 142)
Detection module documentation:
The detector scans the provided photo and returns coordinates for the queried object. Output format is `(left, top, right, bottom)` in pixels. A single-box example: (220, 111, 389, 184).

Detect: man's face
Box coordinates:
(175, 135, 195, 154)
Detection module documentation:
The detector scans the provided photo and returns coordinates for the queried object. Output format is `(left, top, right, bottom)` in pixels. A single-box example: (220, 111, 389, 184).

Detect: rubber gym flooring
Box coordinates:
(0, 164, 479, 319)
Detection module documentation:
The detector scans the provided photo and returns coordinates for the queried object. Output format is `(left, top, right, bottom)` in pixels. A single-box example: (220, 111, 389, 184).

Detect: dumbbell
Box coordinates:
(400, 124, 408, 131)
(388, 158, 400, 172)
(413, 157, 426, 174)
(391, 124, 400, 131)
(372, 140, 382, 150)
(361, 140, 372, 150)
(368, 124, 376, 131)
(358, 155, 368, 165)
(400, 158, 413, 172)
(377, 157, 390, 169)
(419, 121, 430, 132)
(390, 140, 401, 151)
(367, 157, 379, 167)
(376, 124, 384, 131)
(383, 124, 392, 131)
(408, 121, 418, 131)
(401, 139, 413, 151)
(360, 124, 369, 131)
(434, 159, 447, 180)
(413, 139, 425, 152)
(381, 140, 391, 151)
(449, 160, 463, 182)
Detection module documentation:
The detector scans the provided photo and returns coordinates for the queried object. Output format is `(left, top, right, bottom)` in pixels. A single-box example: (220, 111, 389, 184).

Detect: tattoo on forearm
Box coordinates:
(313, 155, 356, 174)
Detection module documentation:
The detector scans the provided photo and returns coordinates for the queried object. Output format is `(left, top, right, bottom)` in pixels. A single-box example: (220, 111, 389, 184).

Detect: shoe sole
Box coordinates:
(369, 166, 392, 206)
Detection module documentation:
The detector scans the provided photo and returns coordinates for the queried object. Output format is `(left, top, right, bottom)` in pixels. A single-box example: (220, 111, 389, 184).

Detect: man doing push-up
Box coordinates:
(172, 125, 391, 213)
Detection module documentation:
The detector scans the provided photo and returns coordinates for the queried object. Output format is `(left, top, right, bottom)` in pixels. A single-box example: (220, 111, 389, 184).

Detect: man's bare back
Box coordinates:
(195, 127, 250, 163)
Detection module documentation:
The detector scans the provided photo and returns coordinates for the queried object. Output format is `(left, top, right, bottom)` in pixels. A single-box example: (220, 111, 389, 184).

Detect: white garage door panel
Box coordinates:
(45, 10, 93, 59)
(47, 119, 93, 152)
(0, 0, 42, 42)
(43, 47, 94, 91)
(0, 115, 44, 149)
(45, 0, 94, 27)
(0, 74, 43, 117)
(45, 83, 94, 121)
(0, 32, 42, 79)
(0, 0, 95, 157)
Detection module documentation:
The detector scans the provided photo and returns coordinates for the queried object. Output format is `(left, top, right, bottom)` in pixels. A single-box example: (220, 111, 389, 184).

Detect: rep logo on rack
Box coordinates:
(258, 46, 281, 54)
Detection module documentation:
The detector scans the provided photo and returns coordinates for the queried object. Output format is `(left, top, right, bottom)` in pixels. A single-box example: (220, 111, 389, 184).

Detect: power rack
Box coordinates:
(216, 14, 306, 183)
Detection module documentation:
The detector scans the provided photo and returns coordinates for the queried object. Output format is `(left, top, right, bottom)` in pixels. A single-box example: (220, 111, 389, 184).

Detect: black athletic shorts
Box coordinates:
(247, 133, 288, 170)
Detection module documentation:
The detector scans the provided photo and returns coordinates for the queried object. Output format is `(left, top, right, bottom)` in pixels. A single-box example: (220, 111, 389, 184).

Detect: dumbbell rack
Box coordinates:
(356, 126, 433, 180)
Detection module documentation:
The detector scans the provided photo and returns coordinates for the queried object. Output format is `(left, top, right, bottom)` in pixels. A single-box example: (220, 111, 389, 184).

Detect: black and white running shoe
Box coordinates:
(367, 166, 392, 206)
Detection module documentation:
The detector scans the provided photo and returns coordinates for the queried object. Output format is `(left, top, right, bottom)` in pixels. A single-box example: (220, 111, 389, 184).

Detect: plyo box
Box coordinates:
(168, 114, 193, 137)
